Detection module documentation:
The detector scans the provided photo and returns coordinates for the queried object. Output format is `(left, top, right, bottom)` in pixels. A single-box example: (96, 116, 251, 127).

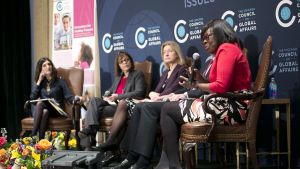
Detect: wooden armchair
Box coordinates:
(99, 60, 153, 135)
(20, 67, 84, 149)
(181, 36, 273, 169)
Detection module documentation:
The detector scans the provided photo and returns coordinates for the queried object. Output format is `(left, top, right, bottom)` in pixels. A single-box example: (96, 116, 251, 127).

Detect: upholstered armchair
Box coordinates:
(21, 67, 84, 149)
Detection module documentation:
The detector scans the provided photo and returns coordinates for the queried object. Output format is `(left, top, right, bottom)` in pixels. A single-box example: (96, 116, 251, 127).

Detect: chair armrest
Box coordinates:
(201, 88, 265, 140)
(203, 88, 264, 116)
(207, 88, 264, 102)
(71, 101, 85, 120)
(23, 100, 32, 117)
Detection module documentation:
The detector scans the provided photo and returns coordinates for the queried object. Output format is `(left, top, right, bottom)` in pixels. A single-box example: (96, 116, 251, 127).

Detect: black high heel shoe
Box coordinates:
(111, 159, 135, 169)
(129, 164, 153, 169)
(101, 151, 121, 167)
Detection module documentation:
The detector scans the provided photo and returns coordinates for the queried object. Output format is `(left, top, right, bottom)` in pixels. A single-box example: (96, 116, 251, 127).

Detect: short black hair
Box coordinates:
(201, 19, 243, 49)
(62, 14, 71, 21)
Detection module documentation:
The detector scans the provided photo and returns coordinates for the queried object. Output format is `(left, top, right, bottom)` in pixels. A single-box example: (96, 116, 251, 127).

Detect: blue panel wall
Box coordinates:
(97, 0, 300, 166)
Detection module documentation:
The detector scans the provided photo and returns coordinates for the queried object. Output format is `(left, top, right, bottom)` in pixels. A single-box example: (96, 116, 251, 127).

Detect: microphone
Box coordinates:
(74, 95, 80, 102)
(73, 95, 81, 105)
(103, 90, 111, 97)
(162, 97, 170, 102)
(189, 53, 200, 84)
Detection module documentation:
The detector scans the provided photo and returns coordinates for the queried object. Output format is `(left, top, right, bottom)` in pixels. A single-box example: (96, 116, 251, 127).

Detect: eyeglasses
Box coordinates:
(163, 49, 175, 54)
(201, 33, 213, 43)
(118, 58, 130, 64)
(117, 50, 131, 64)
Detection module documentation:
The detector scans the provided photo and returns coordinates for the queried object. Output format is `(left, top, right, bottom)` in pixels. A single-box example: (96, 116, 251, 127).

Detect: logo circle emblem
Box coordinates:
(102, 33, 113, 53)
(135, 27, 148, 49)
(174, 20, 189, 43)
(56, 1, 63, 11)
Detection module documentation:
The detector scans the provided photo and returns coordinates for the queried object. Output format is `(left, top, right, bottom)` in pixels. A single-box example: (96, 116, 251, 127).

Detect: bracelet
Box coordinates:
(184, 92, 189, 99)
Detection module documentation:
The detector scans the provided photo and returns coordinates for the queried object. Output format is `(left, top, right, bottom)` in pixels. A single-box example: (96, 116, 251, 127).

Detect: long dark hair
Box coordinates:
(34, 57, 58, 82)
(114, 51, 135, 77)
(80, 42, 93, 66)
(201, 19, 243, 49)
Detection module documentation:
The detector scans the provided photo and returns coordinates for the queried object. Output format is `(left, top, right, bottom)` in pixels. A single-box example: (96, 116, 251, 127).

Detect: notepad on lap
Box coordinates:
(29, 98, 69, 117)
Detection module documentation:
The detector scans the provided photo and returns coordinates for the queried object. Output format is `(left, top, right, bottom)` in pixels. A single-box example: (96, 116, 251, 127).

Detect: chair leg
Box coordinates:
(20, 130, 26, 138)
(65, 130, 71, 150)
(215, 143, 226, 167)
(74, 119, 81, 150)
(236, 142, 240, 169)
(179, 140, 182, 162)
(246, 143, 249, 169)
(183, 142, 196, 169)
(75, 129, 80, 150)
(248, 141, 259, 169)
(102, 132, 107, 143)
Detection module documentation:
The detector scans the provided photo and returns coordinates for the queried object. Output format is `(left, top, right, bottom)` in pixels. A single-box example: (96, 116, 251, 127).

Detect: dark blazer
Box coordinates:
(30, 78, 74, 109)
(154, 64, 187, 96)
(108, 70, 146, 100)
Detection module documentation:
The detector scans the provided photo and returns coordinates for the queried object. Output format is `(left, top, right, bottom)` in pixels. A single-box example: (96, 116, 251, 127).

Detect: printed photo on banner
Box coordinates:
(53, 0, 73, 51)
(53, 13, 72, 50)
(52, 0, 97, 103)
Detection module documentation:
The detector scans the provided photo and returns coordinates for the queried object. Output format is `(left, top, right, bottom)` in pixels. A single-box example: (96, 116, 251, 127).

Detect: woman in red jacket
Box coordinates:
(155, 19, 252, 169)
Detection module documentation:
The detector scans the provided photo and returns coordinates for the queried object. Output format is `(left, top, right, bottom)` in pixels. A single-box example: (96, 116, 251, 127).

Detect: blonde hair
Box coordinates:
(160, 41, 186, 69)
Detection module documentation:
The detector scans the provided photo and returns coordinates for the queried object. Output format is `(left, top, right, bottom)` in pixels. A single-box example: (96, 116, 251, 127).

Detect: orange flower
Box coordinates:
(0, 148, 6, 160)
(36, 139, 52, 150)
(51, 131, 57, 139)
(22, 147, 30, 156)
(10, 143, 19, 150)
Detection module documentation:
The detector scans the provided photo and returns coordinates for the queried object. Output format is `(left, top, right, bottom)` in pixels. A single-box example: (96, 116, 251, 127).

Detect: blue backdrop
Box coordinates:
(97, 0, 300, 166)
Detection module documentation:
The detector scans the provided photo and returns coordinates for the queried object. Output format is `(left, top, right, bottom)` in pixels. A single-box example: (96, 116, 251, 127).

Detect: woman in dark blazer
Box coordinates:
(79, 51, 146, 150)
(30, 57, 84, 139)
(110, 41, 187, 169)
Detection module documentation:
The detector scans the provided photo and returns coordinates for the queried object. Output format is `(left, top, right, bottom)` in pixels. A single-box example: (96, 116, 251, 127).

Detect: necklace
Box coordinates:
(46, 81, 51, 92)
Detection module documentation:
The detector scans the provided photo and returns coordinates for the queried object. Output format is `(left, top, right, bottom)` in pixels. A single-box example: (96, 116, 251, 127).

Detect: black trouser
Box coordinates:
(158, 101, 184, 169)
(84, 97, 116, 126)
(122, 102, 165, 158)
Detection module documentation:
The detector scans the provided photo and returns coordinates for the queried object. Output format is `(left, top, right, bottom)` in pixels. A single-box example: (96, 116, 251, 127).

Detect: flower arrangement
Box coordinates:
(0, 130, 77, 169)
(0, 136, 51, 169)
(50, 131, 77, 150)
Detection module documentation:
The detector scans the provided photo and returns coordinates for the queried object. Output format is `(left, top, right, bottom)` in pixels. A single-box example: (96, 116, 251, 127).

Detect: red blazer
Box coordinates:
(209, 43, 252, 93)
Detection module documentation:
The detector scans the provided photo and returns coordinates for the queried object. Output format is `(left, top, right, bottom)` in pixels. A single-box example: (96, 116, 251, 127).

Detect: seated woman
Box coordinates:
(154, 19, 252, 169)
(30, 57, 84, 139)
(79, 51, 146, 150)
(110, 41, 187, 169)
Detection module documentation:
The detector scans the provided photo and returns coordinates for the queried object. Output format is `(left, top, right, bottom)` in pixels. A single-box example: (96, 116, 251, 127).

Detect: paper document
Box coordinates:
(103, 97, 118, 105)
(29, 98, 69, 117)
